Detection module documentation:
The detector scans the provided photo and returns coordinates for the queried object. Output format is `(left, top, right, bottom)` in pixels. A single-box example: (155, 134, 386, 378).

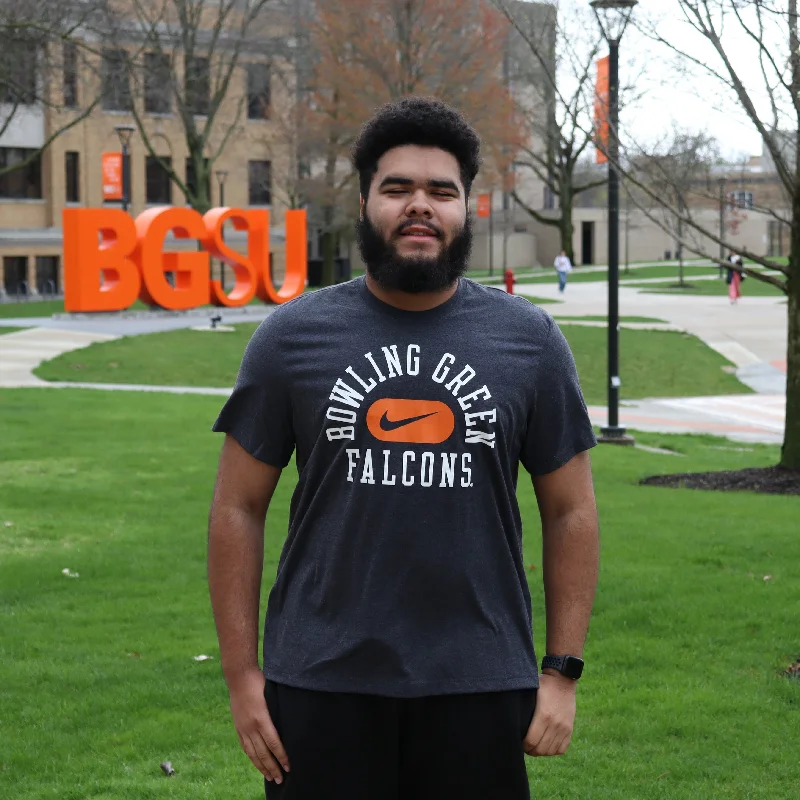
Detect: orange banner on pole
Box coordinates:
(594, 55, 610, 165)
(476, 193, 491, 218)
(102, 152, 123, 200)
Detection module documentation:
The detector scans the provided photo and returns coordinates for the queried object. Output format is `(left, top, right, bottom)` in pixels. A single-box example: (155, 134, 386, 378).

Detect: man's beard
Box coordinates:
(356, 212, 472, 294)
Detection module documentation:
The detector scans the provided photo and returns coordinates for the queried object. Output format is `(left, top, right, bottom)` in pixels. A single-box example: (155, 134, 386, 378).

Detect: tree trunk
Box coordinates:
(782, 259, 800, 469)
(782, 0, 800, 468)
(559, 186, 575, 264)
(321, 204, 336, 287)
(321, 144, 338, 287)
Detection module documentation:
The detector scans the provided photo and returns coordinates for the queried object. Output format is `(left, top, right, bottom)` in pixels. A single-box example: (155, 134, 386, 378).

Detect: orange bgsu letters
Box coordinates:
(62, 207, 307, 312)
(202, 208, 263, 308)
(63, 209, 141, 312)
(134, 207, 210, 309)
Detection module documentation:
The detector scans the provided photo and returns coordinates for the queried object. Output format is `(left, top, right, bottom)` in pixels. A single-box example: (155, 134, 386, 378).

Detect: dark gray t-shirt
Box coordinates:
(213, 276, 596, 698)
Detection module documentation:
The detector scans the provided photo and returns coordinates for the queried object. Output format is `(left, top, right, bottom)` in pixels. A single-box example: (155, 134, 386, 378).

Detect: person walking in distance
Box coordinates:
(208, 97, 600, 800)
(554, 249, 573, 293)
(726, 253, 744, 304)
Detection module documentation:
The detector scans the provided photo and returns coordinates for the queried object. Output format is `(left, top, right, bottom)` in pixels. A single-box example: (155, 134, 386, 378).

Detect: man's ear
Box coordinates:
(359, 195, 365, 220)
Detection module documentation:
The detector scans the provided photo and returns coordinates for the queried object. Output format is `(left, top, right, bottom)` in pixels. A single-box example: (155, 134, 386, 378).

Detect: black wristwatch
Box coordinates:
(542, 654, 584, 680)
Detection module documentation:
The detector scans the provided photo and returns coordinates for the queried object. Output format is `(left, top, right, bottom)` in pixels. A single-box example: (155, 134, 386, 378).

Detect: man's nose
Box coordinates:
(405, 191, 434, 217)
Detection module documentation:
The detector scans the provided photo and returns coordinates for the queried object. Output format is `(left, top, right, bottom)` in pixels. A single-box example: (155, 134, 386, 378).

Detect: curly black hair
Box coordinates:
(351, 97, 482, 201)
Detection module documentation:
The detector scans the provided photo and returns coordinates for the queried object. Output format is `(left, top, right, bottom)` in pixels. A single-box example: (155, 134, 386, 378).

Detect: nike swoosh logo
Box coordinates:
(379, 410, 438, 432)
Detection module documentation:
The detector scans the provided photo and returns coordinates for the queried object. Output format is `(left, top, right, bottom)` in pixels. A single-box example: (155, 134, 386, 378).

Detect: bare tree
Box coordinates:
(0, 0, 104, 178)
(304, 0, 523, 286)
(610, 1, 799, 469)
(630, 130, 720, 285)
(96, 0, 287, 214)
(262, 3, 316, 213)
(493, 0, 616, 264)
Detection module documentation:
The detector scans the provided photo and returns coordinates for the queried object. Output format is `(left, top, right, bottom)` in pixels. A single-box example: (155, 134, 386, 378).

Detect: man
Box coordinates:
(554, 249, 573, 293)
(208, 97, 599, 800)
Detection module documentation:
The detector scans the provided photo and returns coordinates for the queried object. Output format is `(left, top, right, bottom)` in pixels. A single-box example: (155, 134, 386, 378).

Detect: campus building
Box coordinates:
(0, 5, 294, 298)
(558, 151, 791, 269)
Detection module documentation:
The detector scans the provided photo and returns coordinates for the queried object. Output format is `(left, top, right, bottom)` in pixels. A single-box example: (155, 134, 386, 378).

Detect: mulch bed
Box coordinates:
(640, 466, 800, 496)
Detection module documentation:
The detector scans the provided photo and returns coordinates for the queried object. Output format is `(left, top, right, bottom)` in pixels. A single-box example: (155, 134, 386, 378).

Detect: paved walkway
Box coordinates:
(0, 271, 789, 445)
(0, 327, 119, 386)
(516, 279, 788, 389)
(587, 395, 785, 445)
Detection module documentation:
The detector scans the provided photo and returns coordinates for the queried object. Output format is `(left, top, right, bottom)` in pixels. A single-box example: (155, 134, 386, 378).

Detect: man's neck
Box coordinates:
(365, 274, 460, 311)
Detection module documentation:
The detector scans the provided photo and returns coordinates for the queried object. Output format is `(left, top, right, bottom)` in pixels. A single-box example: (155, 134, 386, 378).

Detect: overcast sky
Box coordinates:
(541, 0, 790, 161)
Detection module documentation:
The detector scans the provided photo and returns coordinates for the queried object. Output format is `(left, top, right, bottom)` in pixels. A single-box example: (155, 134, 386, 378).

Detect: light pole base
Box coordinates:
(598, 426, 635, 445)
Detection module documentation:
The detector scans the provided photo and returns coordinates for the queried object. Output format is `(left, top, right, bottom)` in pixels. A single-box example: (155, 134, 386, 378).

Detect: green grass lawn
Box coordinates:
(520, 295, 562, 306)
(0, 299, 163, 318)
(34, 322, 749, 402)
(552, 315, 666, 324)
(0, 299, 71, 318)
(0, 388, 797, 799)
(0, 326, 25, 336)
(559, 326, 748, 403)
(0, 298, 278, 319)
(630, 277, 785, 297)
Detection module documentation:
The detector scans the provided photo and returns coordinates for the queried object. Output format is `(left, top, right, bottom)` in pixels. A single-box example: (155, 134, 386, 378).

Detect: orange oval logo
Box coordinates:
(366, 399, 455, 444)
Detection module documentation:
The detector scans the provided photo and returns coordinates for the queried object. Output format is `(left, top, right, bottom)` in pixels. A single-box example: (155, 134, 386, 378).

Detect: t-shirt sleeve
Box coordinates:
(520, 317, 597, 476)
(211, 318, 295, 468)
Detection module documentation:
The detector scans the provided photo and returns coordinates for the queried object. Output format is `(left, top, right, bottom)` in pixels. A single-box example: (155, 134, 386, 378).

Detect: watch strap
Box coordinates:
(542, 654, 584, 680)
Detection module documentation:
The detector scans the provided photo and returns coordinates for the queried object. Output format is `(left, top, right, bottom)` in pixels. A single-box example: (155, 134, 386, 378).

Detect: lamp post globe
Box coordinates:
(114, 124, 136, 213)
(215, 169, 228, 207)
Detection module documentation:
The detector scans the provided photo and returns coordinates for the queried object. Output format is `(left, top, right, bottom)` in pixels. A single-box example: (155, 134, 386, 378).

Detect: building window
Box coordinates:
(247, 63, 271, 120)
(146, 155, 172, 204)
(0, 39, 37, 105)
(0, 148, 43, 199)
(36, 256, 60, 295)
(729, 190, 754, 210)
(102, 49, 132, 111)
(248, 160, 271, 205)
(3, 256, 29, 296)
(185, 56, 210, 116)
(144, 52, 171, 114)
(63, 43, 78, 108)
(65, 151, 80, 202)
(185, 157, 210, 201)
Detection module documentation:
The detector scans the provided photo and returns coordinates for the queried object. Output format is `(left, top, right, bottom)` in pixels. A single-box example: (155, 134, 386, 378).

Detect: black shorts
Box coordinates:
(264, 679, 537, 800)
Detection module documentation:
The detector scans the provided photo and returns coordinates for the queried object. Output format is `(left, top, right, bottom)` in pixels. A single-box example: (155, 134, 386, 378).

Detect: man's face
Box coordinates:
(356, 144, 472, 293)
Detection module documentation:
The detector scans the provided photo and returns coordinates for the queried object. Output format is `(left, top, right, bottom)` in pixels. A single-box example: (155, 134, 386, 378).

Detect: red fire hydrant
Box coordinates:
(504, 268, 516, 294)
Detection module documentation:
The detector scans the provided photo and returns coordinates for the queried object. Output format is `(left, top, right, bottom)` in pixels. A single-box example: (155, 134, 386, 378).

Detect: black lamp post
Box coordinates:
(215, 169, 228, 207)
(591, 0, 637, 445)
(718, 176, 727, 277)
(215, 170, 229, 288)
(114, 124, 136, 213)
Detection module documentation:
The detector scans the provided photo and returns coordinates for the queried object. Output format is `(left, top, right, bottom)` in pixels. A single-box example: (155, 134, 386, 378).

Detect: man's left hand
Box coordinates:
(523, 671, 577, 757)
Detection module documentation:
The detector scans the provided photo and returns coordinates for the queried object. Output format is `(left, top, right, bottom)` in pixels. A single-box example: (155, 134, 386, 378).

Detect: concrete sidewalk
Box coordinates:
(0, 327, 119, 386)
(588, 394, 785, 445)
(516, 280, 788, 395)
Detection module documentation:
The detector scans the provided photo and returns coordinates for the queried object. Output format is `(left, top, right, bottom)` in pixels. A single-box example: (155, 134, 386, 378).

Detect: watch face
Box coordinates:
(563, 656, 584, 680)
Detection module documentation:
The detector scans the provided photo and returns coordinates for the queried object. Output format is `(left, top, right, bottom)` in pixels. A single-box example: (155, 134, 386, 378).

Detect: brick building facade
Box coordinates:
(0, 7, 294, 298)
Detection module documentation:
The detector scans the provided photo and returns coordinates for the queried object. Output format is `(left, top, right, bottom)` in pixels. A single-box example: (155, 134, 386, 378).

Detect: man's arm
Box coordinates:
(208, 434, 290, 785)
(524, 450, 599, 757)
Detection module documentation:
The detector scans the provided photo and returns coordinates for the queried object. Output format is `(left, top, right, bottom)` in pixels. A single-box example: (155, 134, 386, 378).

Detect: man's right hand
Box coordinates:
(228, 668, 290, 784)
